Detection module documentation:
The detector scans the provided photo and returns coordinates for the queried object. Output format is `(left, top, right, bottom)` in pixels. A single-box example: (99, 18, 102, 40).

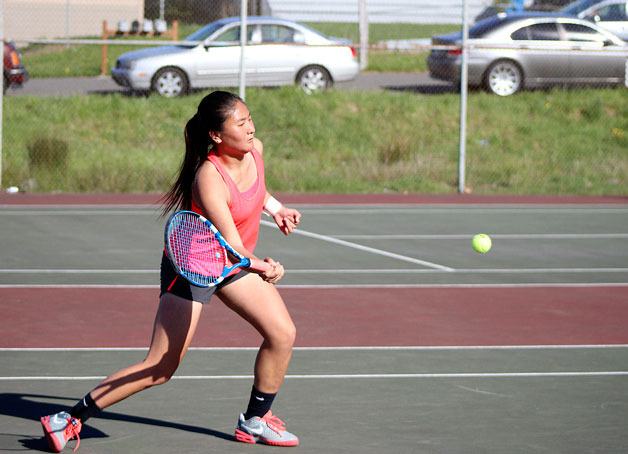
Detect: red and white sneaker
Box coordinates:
(40, 411, 82, 452)
(235, 411, 299, 447)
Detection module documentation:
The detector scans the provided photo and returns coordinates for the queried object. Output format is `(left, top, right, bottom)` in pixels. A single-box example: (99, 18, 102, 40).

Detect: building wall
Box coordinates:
(4, 0, 492, 42)
(4, 0, 145, 41)
(267, 0, 492, 24)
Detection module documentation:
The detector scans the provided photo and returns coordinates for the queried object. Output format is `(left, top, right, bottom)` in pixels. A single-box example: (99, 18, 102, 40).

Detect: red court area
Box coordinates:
(1, 192, 628, 205)
(3, 286, 628, 348)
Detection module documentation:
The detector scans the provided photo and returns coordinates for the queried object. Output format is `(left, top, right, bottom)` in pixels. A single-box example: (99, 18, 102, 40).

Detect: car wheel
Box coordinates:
(152, 67, 189, 97)
(484, 60, 522, 96)
(296, 65, 332, 94)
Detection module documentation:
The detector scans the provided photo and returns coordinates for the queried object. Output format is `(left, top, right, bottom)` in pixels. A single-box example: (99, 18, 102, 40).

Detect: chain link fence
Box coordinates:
(1, 0, 627, 195)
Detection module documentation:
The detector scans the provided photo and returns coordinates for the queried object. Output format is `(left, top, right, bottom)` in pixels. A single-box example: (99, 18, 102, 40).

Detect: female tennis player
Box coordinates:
(40, 91, 302, 451)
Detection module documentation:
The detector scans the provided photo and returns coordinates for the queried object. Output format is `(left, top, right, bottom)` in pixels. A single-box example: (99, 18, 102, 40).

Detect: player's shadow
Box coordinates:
(0, 392, 233, 452)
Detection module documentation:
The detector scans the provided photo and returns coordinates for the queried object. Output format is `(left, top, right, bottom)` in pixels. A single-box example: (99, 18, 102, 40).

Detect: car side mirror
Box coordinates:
(584, 14, 600, 22)
(203, 38, 213, 49)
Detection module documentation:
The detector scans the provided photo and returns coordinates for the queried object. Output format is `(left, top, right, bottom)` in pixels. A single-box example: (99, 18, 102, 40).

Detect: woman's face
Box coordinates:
(212, 101, 255, 154)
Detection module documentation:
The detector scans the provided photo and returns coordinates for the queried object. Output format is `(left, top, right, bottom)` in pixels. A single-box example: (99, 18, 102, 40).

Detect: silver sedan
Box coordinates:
(428, 12, 628, 96)
(112, 16, 360, 97)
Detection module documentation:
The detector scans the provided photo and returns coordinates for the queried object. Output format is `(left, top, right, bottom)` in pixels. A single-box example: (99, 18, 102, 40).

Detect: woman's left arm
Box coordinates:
(264, 193, 301, 236)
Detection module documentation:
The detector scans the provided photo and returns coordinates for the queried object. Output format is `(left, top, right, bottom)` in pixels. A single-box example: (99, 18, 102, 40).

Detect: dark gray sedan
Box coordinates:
(428, 12, 628, 96)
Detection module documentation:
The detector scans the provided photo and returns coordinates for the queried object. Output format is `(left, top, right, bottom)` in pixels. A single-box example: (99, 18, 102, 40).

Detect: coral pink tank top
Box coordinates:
(192, 149, 266, 253)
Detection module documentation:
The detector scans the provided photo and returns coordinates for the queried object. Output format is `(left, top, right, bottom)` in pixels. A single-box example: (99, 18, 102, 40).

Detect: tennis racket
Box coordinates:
(165, 210, 267, 287)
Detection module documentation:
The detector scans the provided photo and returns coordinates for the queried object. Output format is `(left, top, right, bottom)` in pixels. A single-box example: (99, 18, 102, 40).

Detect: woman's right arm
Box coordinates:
(192, 162, 284, 282)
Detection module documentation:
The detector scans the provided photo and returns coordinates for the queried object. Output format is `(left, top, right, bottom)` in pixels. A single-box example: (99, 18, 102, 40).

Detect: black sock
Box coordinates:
(243, 386, 276, 420)
(69, 393, 101, 422)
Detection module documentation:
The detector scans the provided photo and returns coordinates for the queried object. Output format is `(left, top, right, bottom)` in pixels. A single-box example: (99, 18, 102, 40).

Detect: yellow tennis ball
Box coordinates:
(472, 234, 492, 254)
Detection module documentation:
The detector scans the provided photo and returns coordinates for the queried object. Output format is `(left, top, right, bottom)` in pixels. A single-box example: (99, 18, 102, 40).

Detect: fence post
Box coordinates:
(239, 0, 248, 100)
(100, 20, 109, 76)
(171, 20, 178, 40)
(358, 0, 368, 70)
(458, 0, 469, 194)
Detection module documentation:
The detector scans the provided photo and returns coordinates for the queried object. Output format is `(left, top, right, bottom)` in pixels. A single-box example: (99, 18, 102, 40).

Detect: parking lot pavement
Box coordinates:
(6, 76, 122, 97)
(5, 72, 454, 97)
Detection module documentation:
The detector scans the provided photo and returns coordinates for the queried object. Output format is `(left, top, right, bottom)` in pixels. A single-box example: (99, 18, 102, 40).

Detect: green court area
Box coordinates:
(0, 204, 627, 286)
(2, 347, 628, 453)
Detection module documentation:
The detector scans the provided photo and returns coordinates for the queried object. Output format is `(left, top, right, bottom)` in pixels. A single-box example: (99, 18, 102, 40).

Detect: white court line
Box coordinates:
(3, 206, 626, 216)
(333, 233, 628, 240)
(294, 207, 628, 214)
(277, 283, 628, 289)
(260, 220, 454, 271)
(0, 269, 157, 274)
(2, 344, 627, 351)
(0, 204, 158, 209)
(0, 284, 159, 289)
(0, 210, 160, 215)
(2, 371, 627, 381)
(284, 268, 628, 274)
(1, 283, 628, 289)
(1, 267, 627, 275)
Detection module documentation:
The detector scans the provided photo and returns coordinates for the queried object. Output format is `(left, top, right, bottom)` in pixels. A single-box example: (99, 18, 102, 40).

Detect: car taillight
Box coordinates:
(9, 50, 20, 66)
(348, 46, 357, 59)
(447, 48, 462, 56)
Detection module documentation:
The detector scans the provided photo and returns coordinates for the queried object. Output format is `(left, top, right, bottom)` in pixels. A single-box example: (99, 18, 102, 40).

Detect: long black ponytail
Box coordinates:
(161, 91, 244, 215)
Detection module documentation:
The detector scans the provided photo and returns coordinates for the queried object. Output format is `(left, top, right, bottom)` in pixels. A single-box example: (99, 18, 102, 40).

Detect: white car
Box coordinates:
(561, 0, 628, 40)
(111, 16, 360, 97)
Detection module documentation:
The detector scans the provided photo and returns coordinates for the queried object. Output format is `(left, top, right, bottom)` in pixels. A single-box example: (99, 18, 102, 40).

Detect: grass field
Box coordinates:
(20, 22, 456, 77)
(3, 87, 626, 195)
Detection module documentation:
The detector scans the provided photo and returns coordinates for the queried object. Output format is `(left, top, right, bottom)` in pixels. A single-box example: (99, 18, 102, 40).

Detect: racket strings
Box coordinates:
(168, 213, 226, 286)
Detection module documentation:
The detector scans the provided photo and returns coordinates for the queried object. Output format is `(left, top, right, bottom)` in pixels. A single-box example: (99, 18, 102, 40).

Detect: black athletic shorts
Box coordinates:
(159, 251, 249, 304)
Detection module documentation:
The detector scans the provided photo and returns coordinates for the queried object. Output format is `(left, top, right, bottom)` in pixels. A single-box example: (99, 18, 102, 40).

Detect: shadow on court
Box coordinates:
(0, 392, 233, 452)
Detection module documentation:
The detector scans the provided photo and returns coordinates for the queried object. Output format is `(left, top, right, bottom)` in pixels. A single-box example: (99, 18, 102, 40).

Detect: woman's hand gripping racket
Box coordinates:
(165, 210, 270, 287)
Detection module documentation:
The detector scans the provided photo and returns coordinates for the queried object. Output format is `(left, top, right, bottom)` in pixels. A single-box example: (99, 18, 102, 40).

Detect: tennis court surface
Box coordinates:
(1, 193, 627, 453)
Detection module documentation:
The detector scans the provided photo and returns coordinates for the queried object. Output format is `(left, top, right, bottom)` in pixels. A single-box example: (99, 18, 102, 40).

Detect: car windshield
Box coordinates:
(561, 0, 603, 15)
(468, 15, 510, 38)
(185, 21, 229, 41)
